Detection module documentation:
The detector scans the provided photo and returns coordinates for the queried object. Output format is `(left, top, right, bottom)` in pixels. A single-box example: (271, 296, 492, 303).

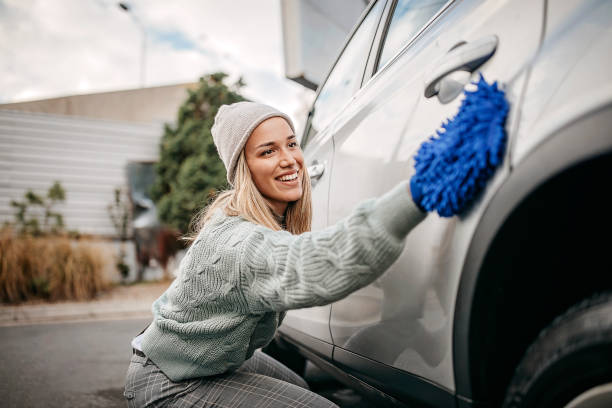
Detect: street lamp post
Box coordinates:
(118, 2, 146, 88)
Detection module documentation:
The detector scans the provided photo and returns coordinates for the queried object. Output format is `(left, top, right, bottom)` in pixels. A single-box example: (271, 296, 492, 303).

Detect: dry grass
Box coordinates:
(0, 227, 110, 304)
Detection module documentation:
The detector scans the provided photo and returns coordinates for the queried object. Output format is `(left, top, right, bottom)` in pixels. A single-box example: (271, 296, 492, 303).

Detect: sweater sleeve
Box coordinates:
(240, 180, 426, 313)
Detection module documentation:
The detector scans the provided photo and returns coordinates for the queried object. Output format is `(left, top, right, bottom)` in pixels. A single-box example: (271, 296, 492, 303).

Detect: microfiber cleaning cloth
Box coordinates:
(410, 73, 509, 217)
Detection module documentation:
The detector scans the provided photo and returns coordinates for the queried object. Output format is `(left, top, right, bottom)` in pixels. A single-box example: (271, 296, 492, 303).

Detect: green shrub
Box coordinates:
(10, 181, 67, 236)
(150, 72, 247, 233)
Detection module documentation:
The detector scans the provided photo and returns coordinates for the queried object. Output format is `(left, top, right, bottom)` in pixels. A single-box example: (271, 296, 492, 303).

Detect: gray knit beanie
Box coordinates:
(211, 101, 295, 186)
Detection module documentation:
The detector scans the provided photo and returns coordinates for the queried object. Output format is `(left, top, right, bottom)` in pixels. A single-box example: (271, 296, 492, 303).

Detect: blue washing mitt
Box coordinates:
(410, 73, 509, 217)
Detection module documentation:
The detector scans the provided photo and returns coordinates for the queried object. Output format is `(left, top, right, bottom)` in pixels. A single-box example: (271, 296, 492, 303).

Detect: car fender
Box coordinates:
(453, 101, 612, 405)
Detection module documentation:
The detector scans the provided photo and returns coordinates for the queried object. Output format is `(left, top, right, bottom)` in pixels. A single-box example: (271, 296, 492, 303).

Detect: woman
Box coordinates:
(123, 101, 427, 407)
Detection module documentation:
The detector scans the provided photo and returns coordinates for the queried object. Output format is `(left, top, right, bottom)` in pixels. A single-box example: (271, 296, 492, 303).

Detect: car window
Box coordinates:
(308, 0, 385, 140)
(376, 0, 447, 71)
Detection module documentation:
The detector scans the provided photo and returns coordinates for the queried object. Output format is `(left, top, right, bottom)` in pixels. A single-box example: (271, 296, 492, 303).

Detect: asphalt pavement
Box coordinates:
(0, 318, 372, 408)
(0, 282, 374, 407)
(0, 318, 148, 408)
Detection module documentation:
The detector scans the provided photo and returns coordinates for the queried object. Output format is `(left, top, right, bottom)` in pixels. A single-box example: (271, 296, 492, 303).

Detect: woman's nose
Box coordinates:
(279, 149, 296, 166)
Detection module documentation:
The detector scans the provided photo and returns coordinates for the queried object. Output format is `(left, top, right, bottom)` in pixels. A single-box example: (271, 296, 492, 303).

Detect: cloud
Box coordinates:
(1, 0, 141, 99)
(137, 0, 287, 76)
(0, 0, 315, 132)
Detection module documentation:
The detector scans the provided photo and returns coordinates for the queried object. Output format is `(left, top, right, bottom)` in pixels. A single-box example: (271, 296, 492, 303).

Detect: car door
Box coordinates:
(327, 0, 544, 398)
(277, 0, 387, 358)
(277, 123, 336, 355)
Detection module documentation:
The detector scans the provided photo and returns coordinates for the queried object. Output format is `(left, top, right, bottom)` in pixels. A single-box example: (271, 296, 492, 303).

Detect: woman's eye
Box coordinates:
(289, 142, 298, 148)
(262, 149, 273, 156)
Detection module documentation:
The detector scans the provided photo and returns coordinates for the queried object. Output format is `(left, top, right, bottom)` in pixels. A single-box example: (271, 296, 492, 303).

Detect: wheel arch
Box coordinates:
(453, 103, 612, 407)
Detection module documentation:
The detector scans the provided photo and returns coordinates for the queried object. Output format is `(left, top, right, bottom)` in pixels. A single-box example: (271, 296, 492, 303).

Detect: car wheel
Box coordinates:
(502, 291, 612, 408)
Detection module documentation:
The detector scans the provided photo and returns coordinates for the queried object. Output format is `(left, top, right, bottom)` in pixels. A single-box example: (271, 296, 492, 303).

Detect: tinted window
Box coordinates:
(377, 0, 447, 71)
(309, 0, 385, 137)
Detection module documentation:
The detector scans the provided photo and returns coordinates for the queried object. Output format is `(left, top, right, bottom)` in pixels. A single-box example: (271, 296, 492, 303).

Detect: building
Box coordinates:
(0, 83, 196, 237)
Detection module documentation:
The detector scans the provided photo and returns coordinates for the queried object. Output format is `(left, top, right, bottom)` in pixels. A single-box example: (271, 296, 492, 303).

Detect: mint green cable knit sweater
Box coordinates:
(141, 180, 425, 382)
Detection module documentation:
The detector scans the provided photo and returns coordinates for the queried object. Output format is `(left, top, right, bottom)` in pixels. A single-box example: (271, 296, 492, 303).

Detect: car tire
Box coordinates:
(502, 291, 612, 408)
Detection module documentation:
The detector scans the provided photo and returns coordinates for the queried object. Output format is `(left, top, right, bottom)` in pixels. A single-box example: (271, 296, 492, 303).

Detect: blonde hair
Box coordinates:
(184, 149, 312, 242)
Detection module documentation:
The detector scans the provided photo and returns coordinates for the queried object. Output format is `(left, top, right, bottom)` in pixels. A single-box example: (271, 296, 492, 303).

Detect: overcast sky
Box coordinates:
(0, 0, 316, 131)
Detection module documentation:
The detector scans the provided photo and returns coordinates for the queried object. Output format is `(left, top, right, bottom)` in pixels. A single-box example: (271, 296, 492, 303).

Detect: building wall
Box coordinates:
(0, 109, 163, 237)
(0, 82, 197, 123)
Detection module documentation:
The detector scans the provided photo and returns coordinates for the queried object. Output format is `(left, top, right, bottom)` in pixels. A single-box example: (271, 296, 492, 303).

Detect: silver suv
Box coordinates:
(276, 0, 612, 407)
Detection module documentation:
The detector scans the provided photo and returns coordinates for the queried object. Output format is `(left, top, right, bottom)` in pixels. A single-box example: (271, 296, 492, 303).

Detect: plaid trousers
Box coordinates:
(123, 349, 339, 408)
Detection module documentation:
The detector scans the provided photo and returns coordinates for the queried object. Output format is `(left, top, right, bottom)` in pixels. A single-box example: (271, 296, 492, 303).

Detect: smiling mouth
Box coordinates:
(275, 171, 299, 182)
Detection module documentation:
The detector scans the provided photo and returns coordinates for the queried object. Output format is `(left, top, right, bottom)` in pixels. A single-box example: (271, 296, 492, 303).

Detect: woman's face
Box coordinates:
(244, 116, 304, 216)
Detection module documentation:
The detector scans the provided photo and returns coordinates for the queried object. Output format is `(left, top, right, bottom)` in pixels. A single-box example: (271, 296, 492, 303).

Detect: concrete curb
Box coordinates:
(0, 299, 154, 326)
(0, 282, 169, 327)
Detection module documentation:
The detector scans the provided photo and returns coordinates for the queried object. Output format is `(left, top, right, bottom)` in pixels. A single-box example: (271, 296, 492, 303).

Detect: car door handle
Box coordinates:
(424, 35, 498, 99)
(307, 160, 326, 183)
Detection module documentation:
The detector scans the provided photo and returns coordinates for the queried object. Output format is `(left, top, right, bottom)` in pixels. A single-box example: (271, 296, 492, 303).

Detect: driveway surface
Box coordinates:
(0, 318, 373, 407)
(0, 318, 148, 408)
(0, 281, 373, 407)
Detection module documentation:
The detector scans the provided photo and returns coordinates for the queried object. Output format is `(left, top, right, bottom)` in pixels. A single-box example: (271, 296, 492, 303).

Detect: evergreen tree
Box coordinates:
(151, 72, 246, 233)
